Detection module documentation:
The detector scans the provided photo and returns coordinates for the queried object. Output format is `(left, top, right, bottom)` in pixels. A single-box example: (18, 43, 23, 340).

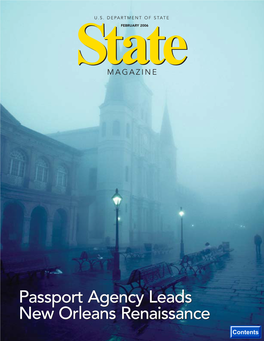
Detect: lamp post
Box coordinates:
(112, 188, 122, 280)
(179, 207, 185, 259)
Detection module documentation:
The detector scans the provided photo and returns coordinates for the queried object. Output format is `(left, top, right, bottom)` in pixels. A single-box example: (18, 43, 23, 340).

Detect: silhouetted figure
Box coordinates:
(204, 242, 212, 254)
(254, 234, 262, 256)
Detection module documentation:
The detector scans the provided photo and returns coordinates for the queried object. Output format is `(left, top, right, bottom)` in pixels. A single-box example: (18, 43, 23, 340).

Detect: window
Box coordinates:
(35, 158, 49, 182)
(9, 150, 26, 177)
(126, 123, 130, 139)
(113, 120, 120, 136)
(56, 166, 68, 187)
(125, 166, 129, 182)
(102, 122, 106, 137)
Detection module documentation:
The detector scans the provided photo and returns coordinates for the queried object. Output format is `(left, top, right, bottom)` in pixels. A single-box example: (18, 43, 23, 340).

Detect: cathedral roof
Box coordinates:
(0, 104, 21, 126)
(0, 103, 81, 154)
(160, 103, 175, 146)
(48, 127, 99, 151)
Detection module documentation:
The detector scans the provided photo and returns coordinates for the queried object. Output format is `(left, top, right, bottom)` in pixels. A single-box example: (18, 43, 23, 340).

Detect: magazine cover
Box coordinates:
(1, 1, 264, 340)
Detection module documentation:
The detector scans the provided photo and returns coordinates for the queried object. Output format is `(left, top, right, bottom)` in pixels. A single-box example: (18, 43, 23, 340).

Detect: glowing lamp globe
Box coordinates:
(112, 188, 122, 207)
(179, 208, 184, 217)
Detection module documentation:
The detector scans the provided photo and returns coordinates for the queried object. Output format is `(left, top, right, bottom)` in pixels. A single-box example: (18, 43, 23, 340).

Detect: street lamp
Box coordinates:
(179, 207, 184, 259)
(112, 188, 122, 280)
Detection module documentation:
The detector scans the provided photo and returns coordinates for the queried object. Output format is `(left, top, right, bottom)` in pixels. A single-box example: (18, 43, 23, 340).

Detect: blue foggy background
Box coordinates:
(1, 0, 264, 210)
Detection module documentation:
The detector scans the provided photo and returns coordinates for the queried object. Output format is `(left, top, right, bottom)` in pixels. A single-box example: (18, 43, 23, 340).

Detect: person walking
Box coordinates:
(254, 234, 262, 256)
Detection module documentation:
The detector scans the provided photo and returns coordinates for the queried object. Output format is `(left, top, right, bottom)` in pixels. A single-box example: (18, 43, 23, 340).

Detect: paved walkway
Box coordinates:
(1, 247, 263, 341)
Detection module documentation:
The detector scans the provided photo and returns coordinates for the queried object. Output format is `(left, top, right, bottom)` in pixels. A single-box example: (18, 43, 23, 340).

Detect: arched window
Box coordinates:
(35, 158, 49, 182)
(113, 120, 120, 136)
(125, 166, 129, 182)
(9, 150, 26, 177)
(56, 166, 68, 187)
(102, 122, 106, 137)
(126, 123, 130, 139)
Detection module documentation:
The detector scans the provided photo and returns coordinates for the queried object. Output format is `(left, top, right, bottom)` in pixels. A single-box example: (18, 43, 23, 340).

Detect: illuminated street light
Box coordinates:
(112, 189, 122, 206)
(179, 207, 185, 259)
(179, 209, 184, 217)
(112, 188, 122, 280)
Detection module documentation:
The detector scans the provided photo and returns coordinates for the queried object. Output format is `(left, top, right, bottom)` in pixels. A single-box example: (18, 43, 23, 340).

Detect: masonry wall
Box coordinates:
(0, 111, 80, 252)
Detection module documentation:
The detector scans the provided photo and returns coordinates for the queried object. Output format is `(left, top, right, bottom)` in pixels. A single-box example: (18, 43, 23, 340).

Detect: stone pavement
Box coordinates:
(1, 247, 264, 341)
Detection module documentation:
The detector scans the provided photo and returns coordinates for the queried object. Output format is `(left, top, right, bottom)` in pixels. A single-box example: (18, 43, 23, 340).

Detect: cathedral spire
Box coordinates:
(160, 101, 175, 146)
(103, 44, 126, 104)
(104, 74, 125, 104)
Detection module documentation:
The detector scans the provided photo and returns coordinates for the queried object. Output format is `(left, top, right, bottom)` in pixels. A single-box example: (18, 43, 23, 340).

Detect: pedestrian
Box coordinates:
(204, 242, 212, 254)
(218, 244, 223, 251)
(254, 234, 262, 256)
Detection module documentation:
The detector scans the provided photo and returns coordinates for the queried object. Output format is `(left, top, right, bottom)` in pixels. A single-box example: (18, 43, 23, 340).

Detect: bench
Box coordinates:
(210, 247, 227, 261)
(120, 247, 148, 261)
(171, 251, 215, 276)
(192, 251, 215, 274)
(116, 262, 186, 296)
(170, 243, 234, 276)
(153, 244, 173, 256)
(210, 246, 234, 262)
(114, 268, 142, 295)
(72, 251, 111, 272)
(1, 256, 59, 283)
(139, 262, 186, 294)
(170, 251, 196, 274)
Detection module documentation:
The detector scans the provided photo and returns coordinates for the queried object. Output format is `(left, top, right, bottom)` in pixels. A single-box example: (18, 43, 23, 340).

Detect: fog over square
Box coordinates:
(1, 1, 264, 234)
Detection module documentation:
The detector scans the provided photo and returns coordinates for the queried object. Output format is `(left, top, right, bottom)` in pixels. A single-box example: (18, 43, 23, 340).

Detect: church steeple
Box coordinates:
(160, 102, 175, 146)
(104, 73, 125, 104)
(103, 44, 126, 105)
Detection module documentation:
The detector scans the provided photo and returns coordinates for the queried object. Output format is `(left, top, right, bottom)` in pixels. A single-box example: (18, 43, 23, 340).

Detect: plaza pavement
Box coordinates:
(1, 246, 263, 341)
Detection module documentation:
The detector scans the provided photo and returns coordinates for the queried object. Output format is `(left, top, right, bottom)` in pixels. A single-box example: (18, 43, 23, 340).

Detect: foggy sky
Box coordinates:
(1, 0, 264, 205)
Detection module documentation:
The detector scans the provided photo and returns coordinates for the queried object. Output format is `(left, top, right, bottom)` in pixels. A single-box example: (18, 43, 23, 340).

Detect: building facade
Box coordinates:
(1, 74, 178, 251)
(0, 105, 81, 252)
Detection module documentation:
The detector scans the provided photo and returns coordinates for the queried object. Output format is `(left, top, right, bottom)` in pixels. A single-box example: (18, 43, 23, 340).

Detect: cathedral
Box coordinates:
(0, 72, 178, 252)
